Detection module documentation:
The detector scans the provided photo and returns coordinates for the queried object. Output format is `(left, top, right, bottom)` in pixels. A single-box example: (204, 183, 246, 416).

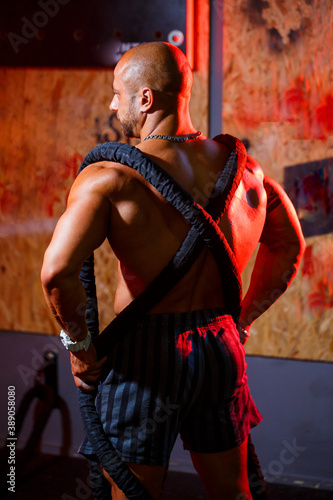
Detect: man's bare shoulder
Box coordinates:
(245, 155, 265, 181)
(77, 160, 127, 181)
(73, 160, 133, 197)
(245, 158, 287, 201)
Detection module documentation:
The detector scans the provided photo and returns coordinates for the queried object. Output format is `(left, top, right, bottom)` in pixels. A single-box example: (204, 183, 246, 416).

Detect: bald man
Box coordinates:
(41, 42, 305, 499)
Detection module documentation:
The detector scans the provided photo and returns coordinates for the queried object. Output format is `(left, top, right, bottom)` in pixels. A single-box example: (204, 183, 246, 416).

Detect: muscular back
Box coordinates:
(91, 137, 267, 314)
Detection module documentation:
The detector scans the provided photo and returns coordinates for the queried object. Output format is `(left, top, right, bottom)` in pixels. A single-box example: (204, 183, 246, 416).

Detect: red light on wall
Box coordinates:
(186, 0, 195, 69)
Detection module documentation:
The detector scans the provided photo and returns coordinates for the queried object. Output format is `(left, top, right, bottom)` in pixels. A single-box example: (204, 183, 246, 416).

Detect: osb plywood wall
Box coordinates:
(222, 0, 333, 360)
(1, 0, 332, 362)
(0, 1, 209, 336)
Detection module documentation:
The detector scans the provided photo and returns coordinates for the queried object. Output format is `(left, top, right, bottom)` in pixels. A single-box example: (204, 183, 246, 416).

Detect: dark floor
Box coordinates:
(1, 452, 332, 500)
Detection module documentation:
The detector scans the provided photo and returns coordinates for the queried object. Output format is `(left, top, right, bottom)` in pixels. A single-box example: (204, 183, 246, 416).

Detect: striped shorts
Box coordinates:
(79, 308, 262, 466)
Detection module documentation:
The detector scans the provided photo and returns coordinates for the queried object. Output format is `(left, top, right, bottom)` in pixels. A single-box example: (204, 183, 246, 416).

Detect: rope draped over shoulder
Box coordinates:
(77, 134, 247, 499)
(79, 134, 246, 343)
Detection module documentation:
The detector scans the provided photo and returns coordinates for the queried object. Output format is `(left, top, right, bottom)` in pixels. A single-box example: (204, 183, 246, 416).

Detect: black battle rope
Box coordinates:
(77, 134, 247, 499)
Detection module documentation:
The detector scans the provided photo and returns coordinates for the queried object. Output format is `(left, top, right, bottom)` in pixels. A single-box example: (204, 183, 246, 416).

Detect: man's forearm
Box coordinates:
(42, 274, 89, 342)
(239, 241, 302, 329)
(240, 174, 306, 331)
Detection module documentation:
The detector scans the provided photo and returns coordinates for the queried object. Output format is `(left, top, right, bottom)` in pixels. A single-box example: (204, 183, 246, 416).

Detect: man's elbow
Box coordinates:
(41, 252, 72, 292)
(41, 261, 62, 292)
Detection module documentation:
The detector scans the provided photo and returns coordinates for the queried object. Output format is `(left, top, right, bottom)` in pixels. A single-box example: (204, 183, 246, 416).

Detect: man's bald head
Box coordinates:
(116, 42, 193, 100)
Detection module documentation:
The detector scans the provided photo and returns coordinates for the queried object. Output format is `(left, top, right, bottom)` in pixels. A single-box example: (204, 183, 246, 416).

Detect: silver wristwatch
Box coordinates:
(236, 326, 250, 345)
(60, 330, 92, 352)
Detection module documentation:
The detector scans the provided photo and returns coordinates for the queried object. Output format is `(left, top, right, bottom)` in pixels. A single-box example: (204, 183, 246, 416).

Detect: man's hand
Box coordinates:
(70, 343, 107, 392)
(237, 324, 251, 345)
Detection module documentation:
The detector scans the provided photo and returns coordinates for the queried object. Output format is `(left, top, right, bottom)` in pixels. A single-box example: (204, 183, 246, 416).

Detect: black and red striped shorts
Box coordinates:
(79, 308, 262, 465)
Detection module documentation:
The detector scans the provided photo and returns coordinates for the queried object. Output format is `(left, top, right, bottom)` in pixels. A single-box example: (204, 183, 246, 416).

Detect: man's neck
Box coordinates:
(140, 107, 195, 142)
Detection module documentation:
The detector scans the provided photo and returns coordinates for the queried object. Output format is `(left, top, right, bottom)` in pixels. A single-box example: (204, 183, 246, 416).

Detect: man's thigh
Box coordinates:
(190, 438, 252, 500)
(102, 462, 167, 500)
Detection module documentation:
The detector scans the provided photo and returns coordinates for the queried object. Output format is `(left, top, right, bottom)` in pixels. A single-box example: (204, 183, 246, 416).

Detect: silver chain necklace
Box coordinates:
(142, 131, 202, 142)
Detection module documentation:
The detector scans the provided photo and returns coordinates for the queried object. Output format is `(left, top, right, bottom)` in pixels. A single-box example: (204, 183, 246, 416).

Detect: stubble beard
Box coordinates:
(120, 119, 135, 138)
(119, 99, 138, 139)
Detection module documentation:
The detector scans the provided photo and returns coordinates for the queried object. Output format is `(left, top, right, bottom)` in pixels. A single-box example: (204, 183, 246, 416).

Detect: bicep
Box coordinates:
(43, 175, 111, 278)
(260, 176, 305, 249)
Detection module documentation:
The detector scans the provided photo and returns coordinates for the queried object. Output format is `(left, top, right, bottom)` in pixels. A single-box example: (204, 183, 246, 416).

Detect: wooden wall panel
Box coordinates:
(0, 68, 117, 334)
(2, 0, 331, 361)
(223, 0, 333, 361)
(0, 0, 210, 336)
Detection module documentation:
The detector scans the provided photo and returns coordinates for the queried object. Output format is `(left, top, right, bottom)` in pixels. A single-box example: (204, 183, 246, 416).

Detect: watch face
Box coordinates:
(60, 330, 91, 351)
(60, 330, 71, 349)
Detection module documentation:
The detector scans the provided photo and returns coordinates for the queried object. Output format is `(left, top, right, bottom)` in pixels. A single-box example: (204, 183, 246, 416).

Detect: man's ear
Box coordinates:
(140, 87, 154, 111)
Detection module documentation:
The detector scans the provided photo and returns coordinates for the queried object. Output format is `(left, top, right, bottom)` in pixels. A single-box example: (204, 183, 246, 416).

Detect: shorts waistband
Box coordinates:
(141, 307, 231, 328)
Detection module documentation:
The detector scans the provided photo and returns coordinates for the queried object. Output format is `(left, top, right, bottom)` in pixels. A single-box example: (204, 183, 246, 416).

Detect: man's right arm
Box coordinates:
(238, 175, 306, 336)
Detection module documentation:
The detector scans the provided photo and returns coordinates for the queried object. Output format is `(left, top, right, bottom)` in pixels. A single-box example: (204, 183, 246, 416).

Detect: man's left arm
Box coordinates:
(41, 166, 110, 391)
(238, 175, 306, 340)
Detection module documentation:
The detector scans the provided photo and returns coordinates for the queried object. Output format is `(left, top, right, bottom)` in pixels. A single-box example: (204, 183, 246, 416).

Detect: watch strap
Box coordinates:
(60, 330, 92, 352)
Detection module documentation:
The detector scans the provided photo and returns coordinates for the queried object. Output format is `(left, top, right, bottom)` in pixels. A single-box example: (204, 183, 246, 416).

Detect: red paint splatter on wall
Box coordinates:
(283, 79, 333, 140)
(38, 152, 83, 217)
(301, 244, 333, 317)
(315, 95, 333, 135)
(307, 281, 333, 313)
(284, 85, 308, 118)
(62, 153, 83, 181)
(302, 245, 314, 277)
(0, 153, 83, 221)
(236, 75, 332, 140)
(0, 182, 23, 218)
